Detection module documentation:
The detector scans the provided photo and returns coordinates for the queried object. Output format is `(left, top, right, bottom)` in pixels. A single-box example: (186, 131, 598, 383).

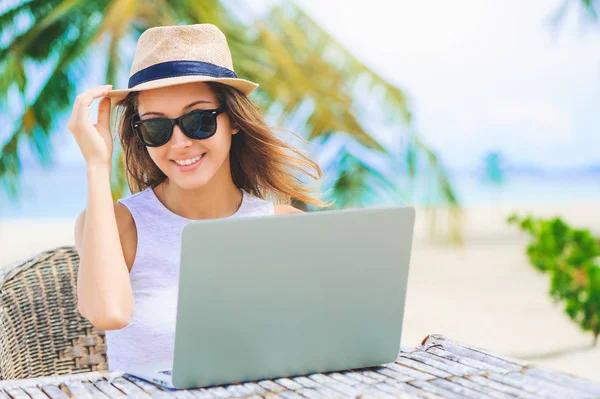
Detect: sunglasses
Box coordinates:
(132, 104, 227, 147)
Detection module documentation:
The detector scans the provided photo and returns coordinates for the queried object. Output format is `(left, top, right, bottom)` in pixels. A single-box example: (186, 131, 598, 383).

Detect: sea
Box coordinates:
(1, 163, 599, 220)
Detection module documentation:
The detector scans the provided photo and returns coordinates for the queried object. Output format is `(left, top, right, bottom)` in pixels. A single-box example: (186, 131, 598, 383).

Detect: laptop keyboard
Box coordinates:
(158, 370, 172, 376)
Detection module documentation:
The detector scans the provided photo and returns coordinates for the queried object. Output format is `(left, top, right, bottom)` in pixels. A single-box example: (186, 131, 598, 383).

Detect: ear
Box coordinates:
(232, 125, 240, 135)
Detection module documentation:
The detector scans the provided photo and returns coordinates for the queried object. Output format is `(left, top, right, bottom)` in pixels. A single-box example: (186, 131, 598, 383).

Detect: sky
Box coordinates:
(294, 0, 600, 170)
(14, 0, 600, 172)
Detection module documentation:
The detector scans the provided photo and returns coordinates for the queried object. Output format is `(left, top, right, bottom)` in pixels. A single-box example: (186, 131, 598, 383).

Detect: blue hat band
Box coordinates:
(128, 60, 238, 88)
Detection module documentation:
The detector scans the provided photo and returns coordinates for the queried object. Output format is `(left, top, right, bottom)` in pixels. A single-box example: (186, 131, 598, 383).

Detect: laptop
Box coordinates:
(124, 205, 415, 389)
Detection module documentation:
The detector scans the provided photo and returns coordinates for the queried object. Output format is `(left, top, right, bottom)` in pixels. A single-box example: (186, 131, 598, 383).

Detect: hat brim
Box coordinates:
(106, 75, 259, 102)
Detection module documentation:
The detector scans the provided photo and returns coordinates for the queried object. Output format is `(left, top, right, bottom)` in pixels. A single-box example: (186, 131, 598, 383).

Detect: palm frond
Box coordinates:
(550, 0, 599, 28)
(0, 1, 105, 197)
(580, 0, 599, 20)
(244, 3, 400, 151)
(0, 0, 89, 62)
(325, 151, 399, 209)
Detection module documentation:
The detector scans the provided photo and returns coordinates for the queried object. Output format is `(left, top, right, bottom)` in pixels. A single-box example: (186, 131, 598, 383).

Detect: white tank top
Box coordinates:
(105, 186, 275, 371)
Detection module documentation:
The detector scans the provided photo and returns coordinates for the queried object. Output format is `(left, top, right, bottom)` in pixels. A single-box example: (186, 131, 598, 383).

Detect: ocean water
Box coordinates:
(1, 164, 599, 220)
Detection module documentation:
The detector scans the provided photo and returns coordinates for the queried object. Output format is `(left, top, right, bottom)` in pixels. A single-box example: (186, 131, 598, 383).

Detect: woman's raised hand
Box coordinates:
(67, 85, 115, 168)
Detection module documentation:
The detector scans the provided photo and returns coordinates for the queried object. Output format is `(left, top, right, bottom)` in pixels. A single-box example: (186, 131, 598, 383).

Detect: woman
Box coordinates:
(68, 23, 326, 371)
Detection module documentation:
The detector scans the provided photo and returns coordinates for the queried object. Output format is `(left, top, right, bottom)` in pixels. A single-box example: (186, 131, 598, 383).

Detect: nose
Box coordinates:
(169, 124, 192, 149)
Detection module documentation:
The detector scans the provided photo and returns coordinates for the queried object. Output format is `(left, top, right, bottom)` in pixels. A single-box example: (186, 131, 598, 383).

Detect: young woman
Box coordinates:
(68, 23, 325, 371)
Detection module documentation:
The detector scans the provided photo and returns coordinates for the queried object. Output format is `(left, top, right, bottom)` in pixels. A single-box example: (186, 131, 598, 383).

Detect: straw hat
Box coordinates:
(107, 24, 259, 101)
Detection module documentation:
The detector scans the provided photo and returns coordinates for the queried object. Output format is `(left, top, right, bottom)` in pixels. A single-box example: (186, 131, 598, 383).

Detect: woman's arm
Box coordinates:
(69, 85, 135, 331)
(74, 168, 136, 331)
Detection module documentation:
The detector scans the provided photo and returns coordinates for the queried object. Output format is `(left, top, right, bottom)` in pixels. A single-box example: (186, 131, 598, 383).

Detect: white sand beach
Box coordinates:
(1, 202, 599, 382)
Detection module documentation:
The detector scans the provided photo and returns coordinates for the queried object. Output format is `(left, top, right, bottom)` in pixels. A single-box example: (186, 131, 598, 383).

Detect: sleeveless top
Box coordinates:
(105, 186, 275, 371)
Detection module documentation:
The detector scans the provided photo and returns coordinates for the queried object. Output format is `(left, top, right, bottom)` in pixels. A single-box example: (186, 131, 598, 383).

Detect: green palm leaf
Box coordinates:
(551, 0, 599, 26)
(577, 0, 598, 19)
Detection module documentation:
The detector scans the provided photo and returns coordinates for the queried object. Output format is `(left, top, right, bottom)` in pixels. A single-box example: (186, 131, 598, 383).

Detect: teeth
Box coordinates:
(174, 154, 202, 166)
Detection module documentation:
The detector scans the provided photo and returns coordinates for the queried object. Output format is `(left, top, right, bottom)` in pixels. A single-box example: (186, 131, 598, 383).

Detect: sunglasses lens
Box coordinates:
(138, 120, 171, 146)
(181, 112, 217, 139)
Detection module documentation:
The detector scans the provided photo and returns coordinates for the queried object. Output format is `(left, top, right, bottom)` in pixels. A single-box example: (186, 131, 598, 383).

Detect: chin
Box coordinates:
(168, 171, 215, 190)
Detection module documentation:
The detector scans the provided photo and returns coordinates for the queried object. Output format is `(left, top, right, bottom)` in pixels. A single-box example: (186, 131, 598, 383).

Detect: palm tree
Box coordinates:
(0, 0, 461, 239)
(579, 0, 599, 17)
(552, 0, 598, 25)
(482, 151, 505, 185)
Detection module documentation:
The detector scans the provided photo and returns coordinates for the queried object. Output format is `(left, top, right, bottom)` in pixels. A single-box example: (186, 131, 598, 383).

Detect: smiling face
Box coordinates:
(136, 82, 239, 190)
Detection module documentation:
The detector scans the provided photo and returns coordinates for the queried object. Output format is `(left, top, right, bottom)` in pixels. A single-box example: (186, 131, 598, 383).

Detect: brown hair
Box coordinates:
(111, 82, 328, 207)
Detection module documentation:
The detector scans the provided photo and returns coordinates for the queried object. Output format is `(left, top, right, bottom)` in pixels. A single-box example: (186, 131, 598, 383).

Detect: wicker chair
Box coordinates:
(0, 246, 108, 380)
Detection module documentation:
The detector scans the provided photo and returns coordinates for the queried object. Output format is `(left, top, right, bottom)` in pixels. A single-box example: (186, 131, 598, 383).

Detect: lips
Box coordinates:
(171, 153, 205, 172)
(173, 153, 204, 166)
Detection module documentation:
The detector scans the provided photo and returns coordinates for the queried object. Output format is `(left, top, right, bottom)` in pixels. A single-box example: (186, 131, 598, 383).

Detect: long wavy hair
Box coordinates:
(111, 82, 327, 207)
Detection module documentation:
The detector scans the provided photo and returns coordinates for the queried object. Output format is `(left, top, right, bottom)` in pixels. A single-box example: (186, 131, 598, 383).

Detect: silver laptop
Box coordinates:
(125, 205, 415, 389)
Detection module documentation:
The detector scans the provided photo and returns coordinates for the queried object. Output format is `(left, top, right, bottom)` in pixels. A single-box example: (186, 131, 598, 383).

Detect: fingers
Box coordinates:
(76, 85, 113, 108)
(97, 96, 112, 132)
(68, 85, 113, 132)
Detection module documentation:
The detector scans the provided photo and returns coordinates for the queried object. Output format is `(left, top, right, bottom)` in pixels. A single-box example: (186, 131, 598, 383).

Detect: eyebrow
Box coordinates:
(140, 100, 214, 117)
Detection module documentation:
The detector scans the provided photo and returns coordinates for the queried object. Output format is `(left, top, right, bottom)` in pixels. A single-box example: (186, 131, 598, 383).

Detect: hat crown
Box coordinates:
(129, 24, 234, 77)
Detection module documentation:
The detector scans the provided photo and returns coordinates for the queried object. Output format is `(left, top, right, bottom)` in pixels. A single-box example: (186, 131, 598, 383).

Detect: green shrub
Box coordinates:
(508, 214, 600, 345)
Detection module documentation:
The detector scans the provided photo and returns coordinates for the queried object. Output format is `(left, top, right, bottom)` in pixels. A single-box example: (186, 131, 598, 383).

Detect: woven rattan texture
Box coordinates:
(0, 246, 107, 380)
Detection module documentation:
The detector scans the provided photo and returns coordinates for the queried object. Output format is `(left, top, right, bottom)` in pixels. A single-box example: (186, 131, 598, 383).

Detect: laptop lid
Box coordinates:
(172, 205, 415, 389)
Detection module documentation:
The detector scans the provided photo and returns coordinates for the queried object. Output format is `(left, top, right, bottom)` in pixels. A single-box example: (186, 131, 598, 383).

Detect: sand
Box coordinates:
(1, 201, 599, 382)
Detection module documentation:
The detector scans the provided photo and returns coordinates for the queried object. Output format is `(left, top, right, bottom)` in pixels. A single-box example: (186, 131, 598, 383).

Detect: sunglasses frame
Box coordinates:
(132, 104, 228, 147)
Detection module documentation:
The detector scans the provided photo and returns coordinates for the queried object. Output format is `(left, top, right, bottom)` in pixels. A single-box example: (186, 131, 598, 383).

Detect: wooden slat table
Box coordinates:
(1, 334, 599, 399)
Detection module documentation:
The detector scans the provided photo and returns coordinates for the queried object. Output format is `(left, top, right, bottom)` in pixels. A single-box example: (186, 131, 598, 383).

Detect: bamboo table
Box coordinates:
(1, 334, 599, 399)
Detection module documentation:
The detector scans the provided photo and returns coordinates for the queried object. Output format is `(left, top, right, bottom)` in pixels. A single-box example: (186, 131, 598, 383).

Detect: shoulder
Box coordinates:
(114, 202, 136, 230)
(74, 203, 135, 240)
(273, 204, 304, 215)
(74, 202, 137, 271)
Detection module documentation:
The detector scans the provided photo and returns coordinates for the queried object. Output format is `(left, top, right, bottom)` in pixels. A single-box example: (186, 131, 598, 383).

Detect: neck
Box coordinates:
(156, 158, 242, 220)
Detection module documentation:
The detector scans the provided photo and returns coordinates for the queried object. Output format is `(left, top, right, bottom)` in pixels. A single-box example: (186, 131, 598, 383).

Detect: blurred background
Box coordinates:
(1, 0, 599, 381)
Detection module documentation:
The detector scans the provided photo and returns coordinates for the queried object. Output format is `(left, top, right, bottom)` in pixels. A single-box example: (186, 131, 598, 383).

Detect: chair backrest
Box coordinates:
(0, 246, 108, 379)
